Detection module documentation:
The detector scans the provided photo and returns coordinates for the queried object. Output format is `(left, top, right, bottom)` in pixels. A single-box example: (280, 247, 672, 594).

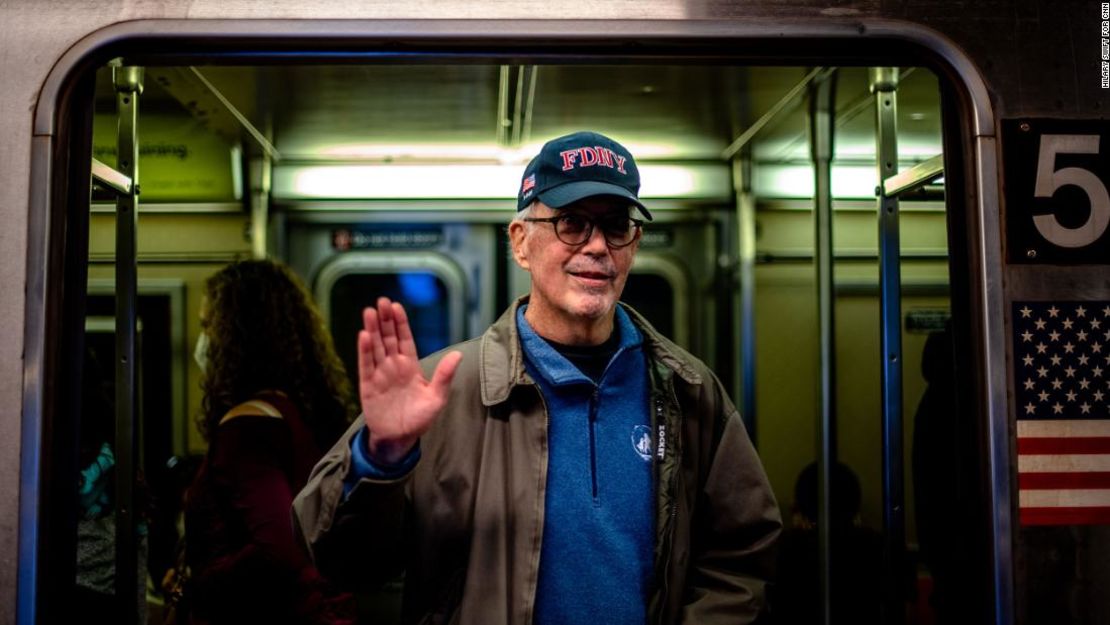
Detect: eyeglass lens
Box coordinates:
(556, 214, 636, 246)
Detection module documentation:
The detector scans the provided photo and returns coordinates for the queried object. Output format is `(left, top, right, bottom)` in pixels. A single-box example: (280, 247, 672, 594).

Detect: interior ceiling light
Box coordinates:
(517, 139, 684, 160)
(830, 143, 943, 160)
(754, 163, 882, 199)
(274, 163, 728, 201)
(314, 143, 512, 161)
(311, 139, 685, 163)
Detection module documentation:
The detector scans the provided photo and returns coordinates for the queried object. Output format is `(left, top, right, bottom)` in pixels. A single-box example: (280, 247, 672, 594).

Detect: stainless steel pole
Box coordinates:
(112, 63, 143, 625)
(250, 155, 272, 259)
(871, 66, 906, 625)
(732, 156, 758, 439)
(809, 68, 837, 625)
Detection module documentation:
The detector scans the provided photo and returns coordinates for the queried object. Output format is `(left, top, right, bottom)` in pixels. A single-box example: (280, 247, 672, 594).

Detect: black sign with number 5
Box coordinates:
(1004, 119, 1110, 263)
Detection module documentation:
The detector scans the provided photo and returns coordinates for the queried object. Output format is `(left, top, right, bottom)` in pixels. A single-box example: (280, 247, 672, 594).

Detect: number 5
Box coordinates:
(1033, 134, 1110, 248)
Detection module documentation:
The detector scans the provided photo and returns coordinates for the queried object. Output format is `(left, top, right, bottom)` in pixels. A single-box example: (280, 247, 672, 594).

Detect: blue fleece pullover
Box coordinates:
(518, 305, 654, 625)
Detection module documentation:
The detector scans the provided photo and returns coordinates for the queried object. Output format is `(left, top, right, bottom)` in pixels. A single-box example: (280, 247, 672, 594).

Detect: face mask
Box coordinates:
(194, 332, 209, 373)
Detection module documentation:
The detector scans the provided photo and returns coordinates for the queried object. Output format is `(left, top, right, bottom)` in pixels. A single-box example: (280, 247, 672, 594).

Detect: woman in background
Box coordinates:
(185, 259, 355, 625)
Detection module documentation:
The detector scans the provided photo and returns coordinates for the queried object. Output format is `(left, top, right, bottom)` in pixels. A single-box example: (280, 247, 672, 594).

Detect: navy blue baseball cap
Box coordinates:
(517, 131, 652, 220)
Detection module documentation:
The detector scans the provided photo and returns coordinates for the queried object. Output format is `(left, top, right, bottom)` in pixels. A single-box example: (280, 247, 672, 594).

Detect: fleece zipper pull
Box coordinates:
(589, 388, 600, 500)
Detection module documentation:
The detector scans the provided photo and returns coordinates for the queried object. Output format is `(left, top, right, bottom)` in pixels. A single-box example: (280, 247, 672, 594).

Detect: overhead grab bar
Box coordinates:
(188, 66, 281, 161)
(722, 67, 829, 160)
(91, 158, 132, 195)
(883, 153, 944, 197)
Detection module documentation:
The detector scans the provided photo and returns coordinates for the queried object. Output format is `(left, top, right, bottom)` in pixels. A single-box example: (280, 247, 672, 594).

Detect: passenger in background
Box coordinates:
(75, 345, 149, 624)
(159, 452, 204, 623)
(913, 326, 960, 622)
(294, 131, 781, 625)
(184, 259, 355, 625)
(914, 322, 1019, 623)
(771, 461, 883, 625)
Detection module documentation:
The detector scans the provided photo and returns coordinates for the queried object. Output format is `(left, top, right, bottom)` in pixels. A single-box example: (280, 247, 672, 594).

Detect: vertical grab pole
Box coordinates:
(732, 155, 758, 440)
(809, 68, 837, 625)
(250, 154, 272, 259)
(871, 66, 905, 624)
(112, 63, 143, 625)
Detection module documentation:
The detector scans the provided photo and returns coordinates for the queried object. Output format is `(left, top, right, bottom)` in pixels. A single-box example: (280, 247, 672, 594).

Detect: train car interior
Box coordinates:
(62, 51, 989, 624)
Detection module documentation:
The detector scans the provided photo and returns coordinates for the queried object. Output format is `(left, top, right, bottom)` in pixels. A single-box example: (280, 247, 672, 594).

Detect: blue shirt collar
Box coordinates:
(516, 304, 643, 387)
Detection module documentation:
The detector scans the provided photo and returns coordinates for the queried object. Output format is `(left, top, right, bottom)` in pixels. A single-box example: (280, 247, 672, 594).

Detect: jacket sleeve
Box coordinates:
(679, 396, 782, 623)
(292, 417, 412, 588)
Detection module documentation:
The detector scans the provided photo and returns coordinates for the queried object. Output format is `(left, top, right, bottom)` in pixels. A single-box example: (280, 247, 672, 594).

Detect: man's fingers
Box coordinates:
(357, 329, 376, 387)
(363, 306, 386, 366)
(429, 351, 463, 398)
(377, 297, 400, 356)
(393, 302, 419, 358)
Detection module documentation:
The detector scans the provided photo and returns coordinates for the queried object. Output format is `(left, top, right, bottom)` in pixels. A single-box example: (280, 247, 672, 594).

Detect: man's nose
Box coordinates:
(580, 221, 609, 254)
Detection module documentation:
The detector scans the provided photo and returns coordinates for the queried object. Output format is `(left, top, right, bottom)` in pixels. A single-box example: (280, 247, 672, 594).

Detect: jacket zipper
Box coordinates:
(655, 396, 671, 623)
(654, 392, 681, 625)
(588, 388, 600, 501)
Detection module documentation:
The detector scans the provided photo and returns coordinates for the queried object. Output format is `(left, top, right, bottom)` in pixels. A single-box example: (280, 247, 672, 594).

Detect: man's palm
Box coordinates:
(358, 297, 462, 465)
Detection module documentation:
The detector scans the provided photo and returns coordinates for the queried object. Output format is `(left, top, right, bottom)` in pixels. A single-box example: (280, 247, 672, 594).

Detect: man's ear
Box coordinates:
(626, 224, 643, 255)
(509, 220, 530, 270)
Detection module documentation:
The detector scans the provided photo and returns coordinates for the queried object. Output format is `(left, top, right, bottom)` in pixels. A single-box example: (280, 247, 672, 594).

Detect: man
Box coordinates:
(293, 131, 781, 625)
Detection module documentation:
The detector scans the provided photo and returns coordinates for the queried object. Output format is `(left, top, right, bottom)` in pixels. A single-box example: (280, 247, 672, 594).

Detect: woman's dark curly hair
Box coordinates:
(199, 259, 355, 450)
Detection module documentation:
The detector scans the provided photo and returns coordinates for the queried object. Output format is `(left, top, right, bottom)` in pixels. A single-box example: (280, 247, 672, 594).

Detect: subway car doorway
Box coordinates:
(27, 22, 1001, 625)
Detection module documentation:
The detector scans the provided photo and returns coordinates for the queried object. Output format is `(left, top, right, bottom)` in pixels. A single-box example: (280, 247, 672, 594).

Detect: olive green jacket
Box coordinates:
(292, 298, 781, 625)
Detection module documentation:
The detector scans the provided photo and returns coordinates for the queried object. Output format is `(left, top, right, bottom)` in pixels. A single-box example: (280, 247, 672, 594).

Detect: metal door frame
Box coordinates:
(631, 252, 693, 349)
(86, 279, 188, 457)
(312, 250, 468, 346)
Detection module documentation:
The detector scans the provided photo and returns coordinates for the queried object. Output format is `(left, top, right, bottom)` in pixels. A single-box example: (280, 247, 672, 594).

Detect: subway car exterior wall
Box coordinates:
(1, 1, 1103, 624)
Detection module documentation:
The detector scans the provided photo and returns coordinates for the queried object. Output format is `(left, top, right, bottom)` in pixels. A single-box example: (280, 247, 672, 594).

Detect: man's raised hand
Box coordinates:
(358, 297, 462, 465)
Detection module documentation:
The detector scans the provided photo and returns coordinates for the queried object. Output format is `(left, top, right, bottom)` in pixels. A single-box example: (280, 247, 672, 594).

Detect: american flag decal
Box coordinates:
(521, 173, 536, 195)
(1013, 301, 1110, 525)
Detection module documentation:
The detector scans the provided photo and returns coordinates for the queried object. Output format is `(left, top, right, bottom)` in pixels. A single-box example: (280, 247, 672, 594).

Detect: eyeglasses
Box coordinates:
(522, 213, 645, 248)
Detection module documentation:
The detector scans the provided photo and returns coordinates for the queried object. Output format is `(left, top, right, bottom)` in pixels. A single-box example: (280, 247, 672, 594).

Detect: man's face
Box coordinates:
(510, 197, 641, 329)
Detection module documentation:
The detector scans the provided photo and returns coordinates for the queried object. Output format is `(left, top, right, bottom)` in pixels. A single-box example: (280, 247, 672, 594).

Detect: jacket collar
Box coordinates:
(516, 303, 643, 388)
(479, 295, 703, 406)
